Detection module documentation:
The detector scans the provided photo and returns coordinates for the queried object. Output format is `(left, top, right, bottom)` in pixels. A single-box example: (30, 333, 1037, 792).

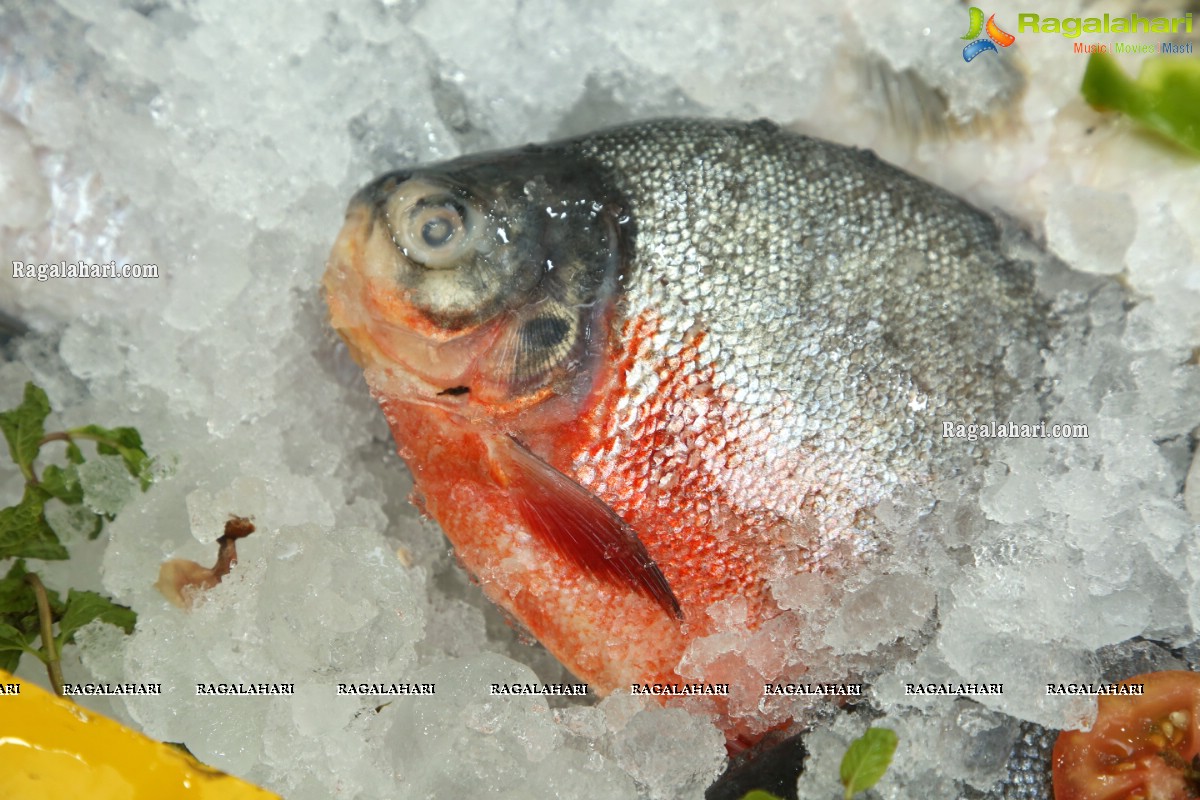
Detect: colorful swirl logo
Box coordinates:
(962, 7, 1016, 61)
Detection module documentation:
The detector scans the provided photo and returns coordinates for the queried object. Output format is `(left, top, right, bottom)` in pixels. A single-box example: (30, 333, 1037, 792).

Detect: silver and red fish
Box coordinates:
(322, 118, 1046, 745)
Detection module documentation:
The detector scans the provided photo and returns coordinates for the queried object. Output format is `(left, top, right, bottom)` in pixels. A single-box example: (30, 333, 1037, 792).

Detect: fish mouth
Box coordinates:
(325, 203, 474, 385)
(323, 200, 527, 412)
(323, 201, 389, 369)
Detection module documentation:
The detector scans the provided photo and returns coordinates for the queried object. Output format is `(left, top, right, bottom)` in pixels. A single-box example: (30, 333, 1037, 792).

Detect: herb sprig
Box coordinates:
(0, 381, 148, 694)
(1082, 53, 1200, 155)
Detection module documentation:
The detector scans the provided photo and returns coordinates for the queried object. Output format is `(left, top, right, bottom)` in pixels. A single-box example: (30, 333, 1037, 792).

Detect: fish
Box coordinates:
(322, 118, 1047, 744)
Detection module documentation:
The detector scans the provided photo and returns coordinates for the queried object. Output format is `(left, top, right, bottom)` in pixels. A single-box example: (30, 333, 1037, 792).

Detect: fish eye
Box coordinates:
(421, 214, 457, 248)
(386, 182, 482, 270)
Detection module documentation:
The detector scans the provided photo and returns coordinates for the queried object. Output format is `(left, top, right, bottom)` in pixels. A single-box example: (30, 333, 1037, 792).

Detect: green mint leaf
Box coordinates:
(0, 621, 39, 671)
(0, 561, 64, 623)
(40, 464, 85, 506)
(1082, 53, 1200, 155)
(0, 560, 65, 629)
(76, 425, 144, 453)
(739, 791, 785, 800)
(87, 513, 106, 540)
(0, 559, 33, 617)
(0, 649, 21, 673)
(0, 488, 69, 561)
(0, 382, 51, 478)
(56, 589, 136, 648)
(65, 440, 84, 464)
(840, 727, 899, 800)
(70, 424, 152, 488)
(0, 621, 34, 649)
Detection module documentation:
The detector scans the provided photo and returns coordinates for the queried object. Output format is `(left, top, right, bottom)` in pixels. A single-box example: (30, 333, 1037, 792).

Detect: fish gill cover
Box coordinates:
(1, 0, 1199, 799)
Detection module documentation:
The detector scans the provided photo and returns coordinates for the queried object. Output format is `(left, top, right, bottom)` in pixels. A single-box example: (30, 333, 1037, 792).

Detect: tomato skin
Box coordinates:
(1052, 671, 1200, 800)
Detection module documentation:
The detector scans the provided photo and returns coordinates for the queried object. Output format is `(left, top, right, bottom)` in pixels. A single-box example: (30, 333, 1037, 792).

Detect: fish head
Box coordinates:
(324, 150, 628, 417)
(324, 148, 694, 701)
(323, 127, 850, 728)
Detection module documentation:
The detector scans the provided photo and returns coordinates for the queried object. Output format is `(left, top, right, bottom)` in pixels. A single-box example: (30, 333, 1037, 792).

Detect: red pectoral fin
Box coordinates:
(495, 436, 682, 620)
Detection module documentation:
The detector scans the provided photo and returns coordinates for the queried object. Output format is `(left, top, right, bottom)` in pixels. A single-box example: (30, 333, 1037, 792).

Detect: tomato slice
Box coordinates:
(1053, 671, 1200, 800)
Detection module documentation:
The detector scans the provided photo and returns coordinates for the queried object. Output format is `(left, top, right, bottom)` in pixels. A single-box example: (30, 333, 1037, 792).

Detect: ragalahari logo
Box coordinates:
(962, 7, 1016, 61)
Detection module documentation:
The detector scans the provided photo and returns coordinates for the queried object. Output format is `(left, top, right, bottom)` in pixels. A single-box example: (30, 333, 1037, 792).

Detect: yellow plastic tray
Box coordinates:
(0, 670, 281, 800)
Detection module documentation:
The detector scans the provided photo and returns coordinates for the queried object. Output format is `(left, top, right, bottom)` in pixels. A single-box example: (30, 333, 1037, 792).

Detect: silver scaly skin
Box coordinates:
(570, 119, 1047, 568)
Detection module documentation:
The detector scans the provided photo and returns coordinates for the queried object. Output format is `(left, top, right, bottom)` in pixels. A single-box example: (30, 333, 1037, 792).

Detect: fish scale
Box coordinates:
(988, 722, 1056, 800)
(572, 119, 1043, 568)
(324, 118, 1048, 743)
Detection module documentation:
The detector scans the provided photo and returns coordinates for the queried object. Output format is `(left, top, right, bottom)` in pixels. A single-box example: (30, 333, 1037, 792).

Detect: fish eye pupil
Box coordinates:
(391, 188, 476, 268)
(421, 216, 456, 248)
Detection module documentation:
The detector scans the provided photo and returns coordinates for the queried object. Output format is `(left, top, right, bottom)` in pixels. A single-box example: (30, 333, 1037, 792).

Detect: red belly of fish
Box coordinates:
(380, 307, 810, 744)
(381, 397, 690, 694)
